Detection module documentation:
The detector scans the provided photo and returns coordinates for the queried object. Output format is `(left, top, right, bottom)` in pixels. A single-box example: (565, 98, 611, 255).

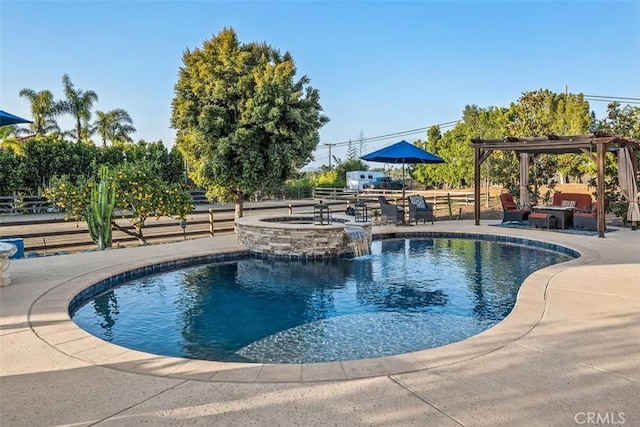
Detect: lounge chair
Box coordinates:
(377, 196, 404, 225)
(408, 195, 434, 224)
(500, 192, 531, 223)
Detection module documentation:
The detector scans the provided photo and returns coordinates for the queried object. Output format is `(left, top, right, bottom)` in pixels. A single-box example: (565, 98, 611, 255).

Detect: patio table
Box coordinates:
(532, 206, 574, 229)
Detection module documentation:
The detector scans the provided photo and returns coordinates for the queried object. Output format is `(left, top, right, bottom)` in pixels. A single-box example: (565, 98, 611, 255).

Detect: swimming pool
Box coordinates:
(71, 237, 574, 363)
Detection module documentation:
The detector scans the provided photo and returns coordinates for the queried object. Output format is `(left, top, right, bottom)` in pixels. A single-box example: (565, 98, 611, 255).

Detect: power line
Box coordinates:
(313, 93, 639, 164)
(319, 94, 639, 151)
(321, 119, 461, 149)
(580, 93, 640, 105)
(584, 97, 640, 105)
(583, 94, 640, 101)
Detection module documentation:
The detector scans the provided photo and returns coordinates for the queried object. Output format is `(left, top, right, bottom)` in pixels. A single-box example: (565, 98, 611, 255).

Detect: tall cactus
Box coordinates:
(86, 166, 115, 250)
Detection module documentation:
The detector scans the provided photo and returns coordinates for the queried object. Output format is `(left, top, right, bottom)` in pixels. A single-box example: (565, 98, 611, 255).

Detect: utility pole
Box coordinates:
(326, 143, 332, 169)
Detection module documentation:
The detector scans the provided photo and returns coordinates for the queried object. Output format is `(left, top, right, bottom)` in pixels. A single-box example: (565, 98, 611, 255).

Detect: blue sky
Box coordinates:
(1, 1, 639, 168)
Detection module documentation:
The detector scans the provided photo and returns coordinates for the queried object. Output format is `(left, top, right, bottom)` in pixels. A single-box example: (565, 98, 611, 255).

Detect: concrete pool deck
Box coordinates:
(1, 220, 638, 426)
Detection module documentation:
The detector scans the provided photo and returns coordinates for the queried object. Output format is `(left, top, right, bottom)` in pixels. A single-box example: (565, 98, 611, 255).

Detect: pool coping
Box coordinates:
(28, 228, 598, 383)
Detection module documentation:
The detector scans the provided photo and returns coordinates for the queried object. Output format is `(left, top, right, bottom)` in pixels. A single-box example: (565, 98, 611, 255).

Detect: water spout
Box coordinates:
(344, 226, 371, 257)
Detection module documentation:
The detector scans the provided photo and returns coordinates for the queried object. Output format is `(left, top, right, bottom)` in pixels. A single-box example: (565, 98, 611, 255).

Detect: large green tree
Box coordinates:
(412, 91, 592, 198)
(592, 102, 640, 221)
(460, 106, 514, 196)
(126, 139, 184, 185)
(507, 89, 592, 201)
(507, 89, 591, 137)
(0, 125, 24, 154)
(98, 140, 184, 185)
(596, 102, 640, 139)
(22, 135, 97, 191)
(0, 148, 25, 196)
(412, 106, 508, 190)
(171, 27, 329, 218)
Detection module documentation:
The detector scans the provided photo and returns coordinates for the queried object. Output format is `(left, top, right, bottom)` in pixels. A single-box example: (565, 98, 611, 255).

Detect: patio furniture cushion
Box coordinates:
(500, 192, 531, 223)
(408, 195, 434, 225)
(552, 193, 592, 210)
(574, 203, 600, 231)
(409, 195, 427, 210)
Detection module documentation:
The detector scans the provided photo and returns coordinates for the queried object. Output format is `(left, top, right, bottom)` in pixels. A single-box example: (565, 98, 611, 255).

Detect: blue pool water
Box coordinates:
(71, 238, 574, 363)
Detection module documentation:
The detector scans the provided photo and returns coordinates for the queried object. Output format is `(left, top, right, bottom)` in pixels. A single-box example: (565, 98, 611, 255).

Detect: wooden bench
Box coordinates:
(529, 212, 555, 229)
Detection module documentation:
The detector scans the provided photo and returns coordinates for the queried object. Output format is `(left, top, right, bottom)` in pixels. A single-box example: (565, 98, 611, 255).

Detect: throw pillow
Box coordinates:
(561, 200, 576, 208)
(409, 196, 427, 210)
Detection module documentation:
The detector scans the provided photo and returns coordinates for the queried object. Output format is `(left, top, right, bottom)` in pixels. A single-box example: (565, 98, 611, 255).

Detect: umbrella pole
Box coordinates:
(402, 164, 406, 222)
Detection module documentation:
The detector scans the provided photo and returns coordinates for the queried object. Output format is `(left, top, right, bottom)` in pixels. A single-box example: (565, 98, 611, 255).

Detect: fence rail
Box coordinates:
(1, 187, 485, 255)
(0, 200, 345, 256)
(0, 188, 317, 215)
(0, 195, 55, 215)
(312, 187, 481, 210)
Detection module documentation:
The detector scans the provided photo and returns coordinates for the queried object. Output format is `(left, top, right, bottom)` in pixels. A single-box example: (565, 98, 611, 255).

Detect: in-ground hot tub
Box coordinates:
(235, 214, 372, 259)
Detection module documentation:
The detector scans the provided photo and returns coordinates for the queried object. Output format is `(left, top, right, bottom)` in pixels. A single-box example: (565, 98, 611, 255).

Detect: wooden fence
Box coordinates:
(1, 187, 484, 255)
(312, 187, 480, 210)
(0, 188, 315, 215)
(0, 195, 55, 215)
(0, 200, 345, 255)
(1, 187, 478, 214)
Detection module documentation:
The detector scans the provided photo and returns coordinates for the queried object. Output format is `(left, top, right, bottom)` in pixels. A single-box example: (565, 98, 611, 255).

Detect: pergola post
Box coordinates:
(597, 141, 606, 237)
(629, 146, 638, 231)
(474, 147, 481, 225)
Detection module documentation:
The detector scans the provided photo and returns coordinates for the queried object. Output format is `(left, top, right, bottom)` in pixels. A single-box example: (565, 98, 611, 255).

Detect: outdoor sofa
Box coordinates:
(550, 192, 593, 211)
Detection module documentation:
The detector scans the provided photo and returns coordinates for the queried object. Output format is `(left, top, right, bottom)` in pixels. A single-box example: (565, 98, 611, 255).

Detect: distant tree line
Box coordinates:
(309, 90, 639, 209)
(0, 77, 191, 249)
(5, 74, 136, 145)
(0, 73, 188, 197)
(0, 135, 185, 196)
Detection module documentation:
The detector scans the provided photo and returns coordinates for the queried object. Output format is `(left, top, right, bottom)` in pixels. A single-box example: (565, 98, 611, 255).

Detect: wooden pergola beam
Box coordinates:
(579, 148, 597, 162)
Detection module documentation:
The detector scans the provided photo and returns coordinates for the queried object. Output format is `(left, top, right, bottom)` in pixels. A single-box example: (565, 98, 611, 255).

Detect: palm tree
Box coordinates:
(18, 89, 62, 135)
(63, 116, 96, 142)
(94, 109, 136, 147)
(60, 74, 98, 142)
(0, 125, 24, 154)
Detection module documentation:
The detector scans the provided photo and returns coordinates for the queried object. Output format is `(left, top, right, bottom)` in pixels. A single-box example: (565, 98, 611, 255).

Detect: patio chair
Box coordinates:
(408, 195, 434, 224)
(500, 192, 531, 223)
(377, 196, 404, 225)
(573, 202, 603, 231)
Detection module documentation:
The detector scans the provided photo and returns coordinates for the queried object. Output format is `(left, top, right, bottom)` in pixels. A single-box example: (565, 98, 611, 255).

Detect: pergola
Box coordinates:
(470, 134, 640, 237)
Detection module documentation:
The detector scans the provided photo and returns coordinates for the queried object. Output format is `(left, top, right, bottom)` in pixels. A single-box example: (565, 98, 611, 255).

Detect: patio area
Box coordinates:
(1, 220, 638, 426)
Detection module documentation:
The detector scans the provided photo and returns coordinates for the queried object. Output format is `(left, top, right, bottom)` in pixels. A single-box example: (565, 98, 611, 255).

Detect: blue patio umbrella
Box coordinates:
(0, 110, 32, 126)
(361, 140, 445, 165)
(361, 139, 444, 203)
